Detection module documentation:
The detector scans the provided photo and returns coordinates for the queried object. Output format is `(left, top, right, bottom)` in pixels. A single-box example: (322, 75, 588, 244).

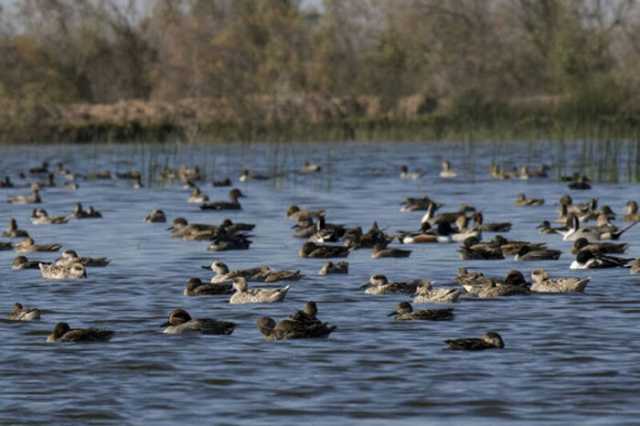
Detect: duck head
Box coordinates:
(48, 322, 71, 342)
(388, 301, 413, 316)
(482, 332, 505, 348)
(256, 317, 276, 336)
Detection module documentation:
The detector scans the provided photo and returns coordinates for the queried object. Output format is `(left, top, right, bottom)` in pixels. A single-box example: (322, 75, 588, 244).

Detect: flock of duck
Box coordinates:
(3, 158, 639, 351)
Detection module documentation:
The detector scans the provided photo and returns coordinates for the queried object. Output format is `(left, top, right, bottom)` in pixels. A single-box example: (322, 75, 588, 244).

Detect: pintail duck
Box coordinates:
(491, 235, 548, 257)
(168, 217, 219, 240)
(70, 203, 102, 219)
(187, 187, 209, 204)
(212, 178, 232, 187)
(624, 201, 640, 222)
(47, 322, 113, 343)
(207, 231, 252, 251)
(515, 193, 544, 206)
(239, 169, 270, 182)
(530, 269, 589, 293)
(439, 160, 457, 178)
(299, 242, 350, 258)
(561, 215, 637, 242)
(400, 165, 423, 180)
(40, 262, 87, 279)
(7, 188, 41, 204)
(229, 278, 289, 304)
(145, 209, 167, 223)
(319, 261, 349, 275)
(427, 221, 481, 244)
(220, 218, 255, 233)
(262, 269, 303, 283)
(257, 312, 336, 341)
(287, 205, 325, 221)
(205, 261, 270, 284)
(571, 238, 627, 255)
(397, 222, 440, 244)
(514, 245, 561, 261)
(0, 176, 14, 188)
(8, 303, 41, 321)
(12, 256, 49, 270)
(162, 308, 236, 335)
(420, 202, 473, 226)
(388, 302, 454, 321)
(458, 237, 504, 260)
(472, 212, 511, 233)
(302, 161, 322, 174)
(457, 269, 530, 297)
(445, 332, 504, 350)
(570, 251, 633, 270)
(200, 188, 244, 210)
(309, 216, 346, 243)
(413, 281, 462, 304)
(54, 249, 110, 267)
(184, 277, 233, 296)
(344, 222, 391, 249)
(400, 195, 442, 212)
(363, 274, 422, 295)
(31, 208, 68, 225)
(371, 243, 411, 259)
(15, 237, 61, 253)
(29, 161, 49, 175)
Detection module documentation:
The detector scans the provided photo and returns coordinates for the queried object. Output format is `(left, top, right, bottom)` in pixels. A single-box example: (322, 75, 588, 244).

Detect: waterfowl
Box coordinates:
(205, 261, 270, 284)
(15, 238, 61, 253)
(457, 269, 530, 297)
(319, 261, 349, 275)
(178, 165, 202, 183)
(207, 232, 252, 251)
(69, 203, 102, 219)
(87, 170, 112, 180)
(400, 195, 442, 212)
(458, 237, 504, 260)
(490, 163, 516, 180)
(568, 175, 591, 190)
(54, 249, 110, 267)
(200, 188, 244, 210)
(571, 238, 627, 255)
(220, 218, 255, 233)
(229, 277, 289, 304)
(302, 161, 322, 174)
(388, 302, 454, 321)
(397, 222, 440, 244)
(39, 262, 87, 279)
(132, 175, 143, 189)
(371, 243, 411, 259)
(570, 251, 633, 270)
(262, 269, 303, 283)
(439, 160, 457, 178)
(257, 315, 336, 341)
(286, 205, 325, 221)
(536, 220, 566, 235)
(420, 202, 473, 226)
(309, 216, 345, 243)
(299, 242, 350, 258)
(31, 208, 68, 225)
(212, 178, 232, 187)
(428, 221, 481, 244)
(0, 176, 14, 188)
(562, 215, 636, 242)
(400, 165, 423, 180)
(363, 274, 422, 295)
(514, 245, 561, 261)
(184, 277, 233, 296)
(515, 193, 544, 206)
(445, 332, 505, 350)
(29, 161, 49, 175)
(530, 269, 589, 293)
(145, 209, 167, 223)
(472, 212, 511, 233)
(630, 259, 640, 274)
(64, 181, 79, 191)
(413, 281, 462, 304)
(0, 241, 12, 250)
(7, 189, 41, 204)
(239, 169, 270, 182)
(492, 235, 548, 256)
(8, 303, 41, 321)
(47, 322, 114, 343)
(624, 201, 640, 222)
(12, 256, 49, 270)
(187, 187, 209, 204)
(162, 308, 236, 335)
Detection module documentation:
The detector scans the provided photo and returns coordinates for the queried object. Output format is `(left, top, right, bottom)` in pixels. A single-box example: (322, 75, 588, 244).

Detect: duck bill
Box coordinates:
(200, 265, 211, 270)
(387, 311, 397, 317)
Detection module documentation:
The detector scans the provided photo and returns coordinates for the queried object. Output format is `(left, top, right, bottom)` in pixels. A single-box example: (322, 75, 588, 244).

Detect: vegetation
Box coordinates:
(1, 0, 640, 142)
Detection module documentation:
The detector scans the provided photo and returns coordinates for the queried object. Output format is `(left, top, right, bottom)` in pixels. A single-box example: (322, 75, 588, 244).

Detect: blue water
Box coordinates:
(1, 140, 640, 425)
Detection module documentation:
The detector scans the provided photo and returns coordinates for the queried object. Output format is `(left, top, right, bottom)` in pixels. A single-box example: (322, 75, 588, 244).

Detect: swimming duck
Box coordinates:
(204, 261, 270, 284)
(168, 217, 219, 240)
(413, 281, 462, 304)
(570, 251, 633, 270)
(178, 165, 202, 183)
(29, 161, 49, 175)
(472, 212, 511, 233)
(0, 241, 12, 250)
(220, 218, 255, 233)
(187, 187, 209, 204)
(561, 215, 636, 242)
(184, 277, 233, 296)
(458, 237, 504, 260)
(162, 308, 236, 335)
(536, 220, 566, 235)
(514, 245, 561, 261)
(262, 269, 303, 283)
(319, 261, 349, 275)
(400, 165, 423, 180)
(12, 256, 49, 270)
(492, 235, 548, 257)
(457, 269, 529, 297)
(31, 208, 68, 225)
(47, 322, 113, 343)
(397, 222, 440, 244)
(571, 238, 627, 255)
(568, 175, 591, 190)
(144, 209, 167, 223)
(257, 314, 336, 341)
(420, 202, 474, 226)
(515, 193, 544, 206)
(371, 243, 411, 259)
(212, 178, 232, 187)
(8, 303, 41, 321)
(69, 203, 102, 219)
(287, 205, 325, 221)
(7, 189, 41, 204)
(15, 238, 61, 253)
(530, 269, 589, 293)
(629, 259, 640, 274)
(439, 160, 457, 178)
(309, 216, 346, 243)
(39, 262, 87, 280)
(299, 242, 350, 258)
(302, 161, 322, 174)
(445, 332, 505, 350)
(0, 176, 14, 188)
(200, 188, 244, 210)
(400, 195, 442, 212)
(624, 201, 640, 222)
(239, 169, 270, 182)
(207, 231, 252, 251)
(54, 249, 110, 267)
(229, 278, 289, 304)
(363, 274, 422, 295)
(388, 302, 454, 321)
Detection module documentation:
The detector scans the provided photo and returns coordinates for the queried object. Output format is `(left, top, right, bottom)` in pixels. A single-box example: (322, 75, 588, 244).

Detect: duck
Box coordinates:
(262, 269, 303, 283)
(29, 161, 49, 175)
(400, 195, 442, 212)
(87, 170, 112, 180)
(162, 308, 236, 335)
(445, 332, 505, 350)
(168, 218, 219, 240)
(200, 188, 244, 210)
(308, 216, 346, 243)
(7, 189, 41, 204)
(64, 181, 79, 191)
(184, 277, 233, 296)
(15, 238, 61, 253)
(39, 262, 87, 280)
(12, 256, 49, 270)
(204, 261, 270, 284)
(144, 209, 167, 223)
(439, 160, 457, 178)
(31, 208, 68, 225)
(239, 169, 270, 182)
(457, 269, 530, 297)
(0, 176, 14, 188)
(212, 178, 232, 187)
(570, 251, 633, 270)
(562, 215, 636, 242)
(178, 165, 202, 183)
(257, 315, 336, 341)
(302, 161, 322, 174)
(54, 250, 110, 267)
(413, 281, 462, 304)
(229, 277, 289, 304)
(8, 303, 41, 321)
(571, 238, 627, 255)
(47, 322, 114, 343)
(624, 201, 640, 222)
(219, 218, 255, 233)
(0, 241, 12, 250)
(515, 193, 544, 206)
(400, 165, 423, 180)
(630, 259, 640, 274)
(187, 187, 209, 204)
(3, 219, 29, 239)
(472, 212, 511, 233)
(490, 163, 516, 180)
(388, 302, 454, 321)
(397, 222, 440, 244)
(492, 235, 548, 256)
(207, 232, 252, 251)
(319, 261, 349, 275)
(514, 245, 561, 261)
(286, 205, 325, 221)
(362, 274, 422, 295)
(69, 203, 102, 219)
(536, 220, 566, 235)
(530, 269, 589, 293)
(568, 175, 591, 190)
(428, 221, 481, 244)
(371, 243, 411, 259)
(458, 237, 504, 260)
(420, 202, 473, 226)
(299, 242, 350, 258)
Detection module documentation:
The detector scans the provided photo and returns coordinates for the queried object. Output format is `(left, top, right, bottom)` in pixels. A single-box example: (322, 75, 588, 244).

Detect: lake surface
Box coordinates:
(1, 139, 640, 425)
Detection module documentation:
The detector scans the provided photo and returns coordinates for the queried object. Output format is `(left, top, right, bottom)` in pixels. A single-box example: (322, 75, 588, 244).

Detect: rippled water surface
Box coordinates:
(2, 140, 640, 425)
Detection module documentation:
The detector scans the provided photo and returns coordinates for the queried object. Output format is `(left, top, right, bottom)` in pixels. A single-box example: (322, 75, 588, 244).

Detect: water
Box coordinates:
(1, 139, 640, 425)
